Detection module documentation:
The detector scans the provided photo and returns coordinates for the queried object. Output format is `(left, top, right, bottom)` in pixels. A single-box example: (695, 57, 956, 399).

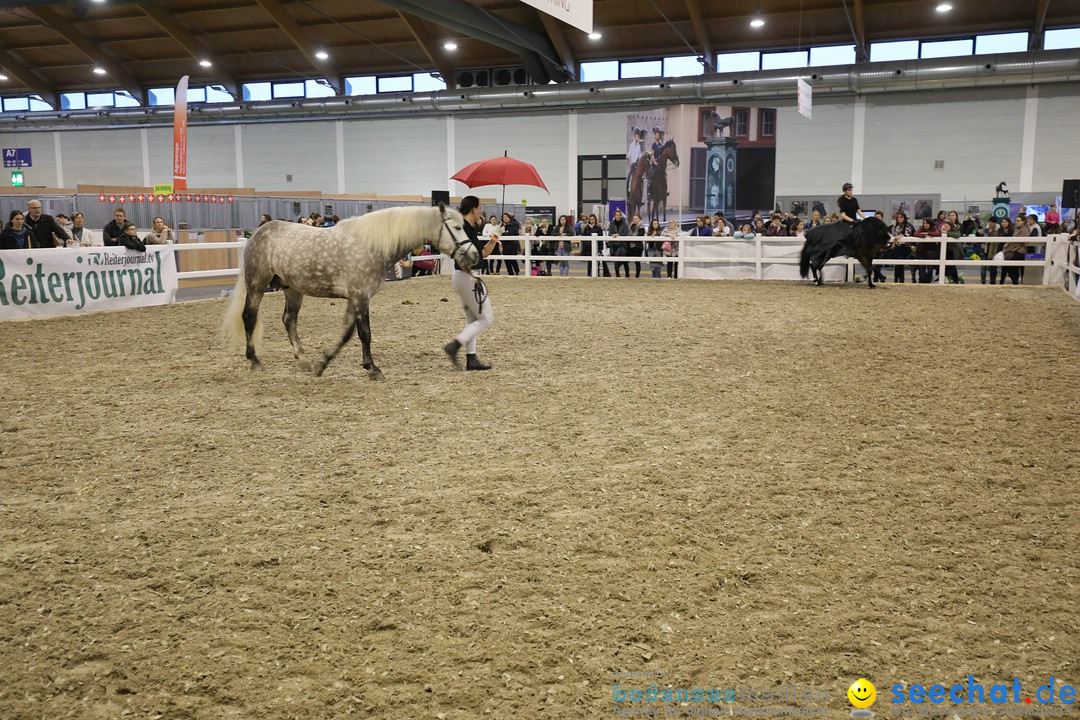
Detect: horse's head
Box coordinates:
(435, 204, 480, 271)
(859, 217, 892, 250)
(664, 139, 680, 168)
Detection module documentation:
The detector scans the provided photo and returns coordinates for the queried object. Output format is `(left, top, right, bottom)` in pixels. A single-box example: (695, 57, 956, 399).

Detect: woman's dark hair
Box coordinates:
(9, 210, 24, 222)
(459, 195, 480, 215)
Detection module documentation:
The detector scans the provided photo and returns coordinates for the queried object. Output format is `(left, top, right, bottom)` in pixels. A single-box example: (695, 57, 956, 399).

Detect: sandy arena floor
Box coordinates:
(1, 277, 1078, 720)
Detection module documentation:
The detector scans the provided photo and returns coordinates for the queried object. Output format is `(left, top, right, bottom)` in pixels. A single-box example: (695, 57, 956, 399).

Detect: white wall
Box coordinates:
(775, 102, 856, 195)
(774, 85, 1071, 201)
(242, 121, 337, 192)
(343, 116, 446, 196)
(1033, 87, 1080, 195)
(455, 112, 570, 211)
(862, 88, 1026, 198)
(1, 82, 1076, 210)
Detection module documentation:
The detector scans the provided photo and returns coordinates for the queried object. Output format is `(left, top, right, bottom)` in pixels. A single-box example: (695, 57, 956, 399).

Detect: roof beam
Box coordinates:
(23, 5, 145, 103)
(253, 0, 341, 93)
(396, 10, 457, 89)
(140, 3, 241, 99)
(0, 49, 57, 108)
(537, 11, 577, 80)
(683, 0, 713, 72)
(853, 0, 868, 62)
(1029, 0, 1051, 50)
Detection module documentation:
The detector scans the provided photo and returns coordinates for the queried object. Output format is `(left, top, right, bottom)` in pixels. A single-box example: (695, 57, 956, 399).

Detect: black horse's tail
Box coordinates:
(799, 239, 812, 278)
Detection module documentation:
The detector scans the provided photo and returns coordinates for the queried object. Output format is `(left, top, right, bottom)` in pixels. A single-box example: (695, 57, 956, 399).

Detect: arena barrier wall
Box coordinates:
(0, 246, 178, 321)
(3, 235, 1074, 321)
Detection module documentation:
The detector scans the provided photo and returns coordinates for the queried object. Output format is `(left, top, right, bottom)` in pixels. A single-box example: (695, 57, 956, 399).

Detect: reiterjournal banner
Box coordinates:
(0, 247, 178, 321)
(173, 74, 189, 191)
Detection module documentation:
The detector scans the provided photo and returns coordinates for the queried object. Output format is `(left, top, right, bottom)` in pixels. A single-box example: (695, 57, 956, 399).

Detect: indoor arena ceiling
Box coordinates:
(0, 0, 1077, 106)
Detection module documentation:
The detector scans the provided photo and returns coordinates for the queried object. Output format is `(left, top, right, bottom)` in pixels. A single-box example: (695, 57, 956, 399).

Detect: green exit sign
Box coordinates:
(11, 170, 24, 187)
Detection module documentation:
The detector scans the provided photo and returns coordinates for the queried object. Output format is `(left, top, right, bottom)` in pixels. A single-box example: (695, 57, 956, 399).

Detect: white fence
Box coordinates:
(172, 234, 1078, 299)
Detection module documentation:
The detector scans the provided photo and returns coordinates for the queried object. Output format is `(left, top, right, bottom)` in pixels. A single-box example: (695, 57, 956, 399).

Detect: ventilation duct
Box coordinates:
(377, 0, 568, 85)
(2, 50, 1077, 129)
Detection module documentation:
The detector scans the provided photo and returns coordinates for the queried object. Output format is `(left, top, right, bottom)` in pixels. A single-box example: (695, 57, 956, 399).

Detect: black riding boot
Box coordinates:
(443, 339, 461, 368)
(466, 353, 491, 371)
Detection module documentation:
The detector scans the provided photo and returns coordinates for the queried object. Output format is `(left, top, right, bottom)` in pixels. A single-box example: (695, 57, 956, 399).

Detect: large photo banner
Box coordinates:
(0, 246, 178, 321)
(625, 104, 777, 226)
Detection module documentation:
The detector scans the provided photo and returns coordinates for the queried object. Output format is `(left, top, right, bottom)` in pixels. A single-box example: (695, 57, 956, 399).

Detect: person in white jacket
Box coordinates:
(68, 212, 103, 247)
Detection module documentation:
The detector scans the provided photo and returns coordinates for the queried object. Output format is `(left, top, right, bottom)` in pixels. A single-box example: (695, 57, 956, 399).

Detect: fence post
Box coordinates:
(591, 236, 599, 278)
(523, 235, 531, 278)
(755, 235, 763, 280)
(677, 234, 685, 280)
(938, 237, 947, 285)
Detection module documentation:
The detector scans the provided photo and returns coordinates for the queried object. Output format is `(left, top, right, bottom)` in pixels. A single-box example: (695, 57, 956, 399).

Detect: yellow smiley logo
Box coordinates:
(848, 679, 877, 709)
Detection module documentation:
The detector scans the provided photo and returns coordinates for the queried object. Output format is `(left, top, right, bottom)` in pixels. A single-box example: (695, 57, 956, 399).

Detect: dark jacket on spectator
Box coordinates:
(0, 223, 31, 250)
(103, 219, 125, 246)
(24, 213, 70, 248)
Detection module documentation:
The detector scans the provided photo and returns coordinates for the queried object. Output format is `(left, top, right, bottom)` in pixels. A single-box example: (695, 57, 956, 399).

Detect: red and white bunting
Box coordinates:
(203, 194, 209, 203)
(98, 193, 106, 202)
(186, 194, 193, 203)
(157, 194, 165, 202)
(108, 194, 116, 203)
(128, 193, 136, 202)
(137, 193, 145, 202)
(227, 194, 234, 204)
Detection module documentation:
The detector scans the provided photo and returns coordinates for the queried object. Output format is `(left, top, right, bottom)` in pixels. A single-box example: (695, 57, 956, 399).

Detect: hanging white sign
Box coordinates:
(797, 78, 812, 119)
(516, 0, 593, 34)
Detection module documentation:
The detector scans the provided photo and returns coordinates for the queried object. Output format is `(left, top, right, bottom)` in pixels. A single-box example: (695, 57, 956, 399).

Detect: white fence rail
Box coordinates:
(1066, 239, 1080, 300)
(172, 235, 1076, 297)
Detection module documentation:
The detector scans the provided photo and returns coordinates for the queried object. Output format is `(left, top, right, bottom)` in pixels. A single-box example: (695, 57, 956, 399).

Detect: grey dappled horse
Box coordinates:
(222, 204, 478, 378)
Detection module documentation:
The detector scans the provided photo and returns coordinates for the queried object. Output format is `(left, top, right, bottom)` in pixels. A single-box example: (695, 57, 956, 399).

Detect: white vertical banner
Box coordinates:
(515, 0, 593, 34)
(797, 78, 813, 119)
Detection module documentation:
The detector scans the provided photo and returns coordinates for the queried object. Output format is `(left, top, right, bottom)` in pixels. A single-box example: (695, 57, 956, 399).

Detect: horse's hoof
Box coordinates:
(249, 359, 264, 371)
(368, 369, 384, 382)
(313, 360, 327, 377)
(297, 359, 313, 372)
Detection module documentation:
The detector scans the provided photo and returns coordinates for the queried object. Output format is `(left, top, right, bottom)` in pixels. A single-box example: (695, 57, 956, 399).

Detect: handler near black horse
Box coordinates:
(445, 195, 495, 371)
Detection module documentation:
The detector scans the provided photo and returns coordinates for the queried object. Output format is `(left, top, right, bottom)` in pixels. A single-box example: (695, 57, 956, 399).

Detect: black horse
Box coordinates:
(799, 217, 892, 288)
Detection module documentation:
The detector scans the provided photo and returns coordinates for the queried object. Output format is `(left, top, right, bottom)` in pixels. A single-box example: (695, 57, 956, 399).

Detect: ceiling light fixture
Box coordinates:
(0, 74, 8, 81)
(199, 59, 212, 67)
(936, 2, 953, 11)
(443, 41, 458, 51)
(93, 66, 106, 75)
(588, 31, 602, 40)
(315, 50, 329, 60)
(750, 14, 765, 28)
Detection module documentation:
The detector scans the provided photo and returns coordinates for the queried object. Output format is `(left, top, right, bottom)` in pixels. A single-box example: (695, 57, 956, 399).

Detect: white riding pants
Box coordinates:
(452, 270, 493, 354)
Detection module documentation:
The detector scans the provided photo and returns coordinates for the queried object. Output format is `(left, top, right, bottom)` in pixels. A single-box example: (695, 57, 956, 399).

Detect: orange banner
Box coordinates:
(173, 75, 189, 191)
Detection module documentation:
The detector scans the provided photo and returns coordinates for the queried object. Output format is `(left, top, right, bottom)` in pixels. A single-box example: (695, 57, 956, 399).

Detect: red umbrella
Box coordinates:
(451, 151, 548, 208)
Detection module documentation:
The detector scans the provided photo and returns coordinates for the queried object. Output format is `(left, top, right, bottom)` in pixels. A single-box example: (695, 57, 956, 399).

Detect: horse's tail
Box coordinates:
(799, 238, 812, 278)
(221, 261, 262, 354)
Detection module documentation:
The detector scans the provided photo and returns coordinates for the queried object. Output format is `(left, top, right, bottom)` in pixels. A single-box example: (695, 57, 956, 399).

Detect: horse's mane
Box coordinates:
(336, 205, 453, 257)
(663, 139, 677, 150)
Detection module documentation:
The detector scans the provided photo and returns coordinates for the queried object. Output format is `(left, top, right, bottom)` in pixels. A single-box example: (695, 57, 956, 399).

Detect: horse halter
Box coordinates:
(441, 216, 476, 269)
